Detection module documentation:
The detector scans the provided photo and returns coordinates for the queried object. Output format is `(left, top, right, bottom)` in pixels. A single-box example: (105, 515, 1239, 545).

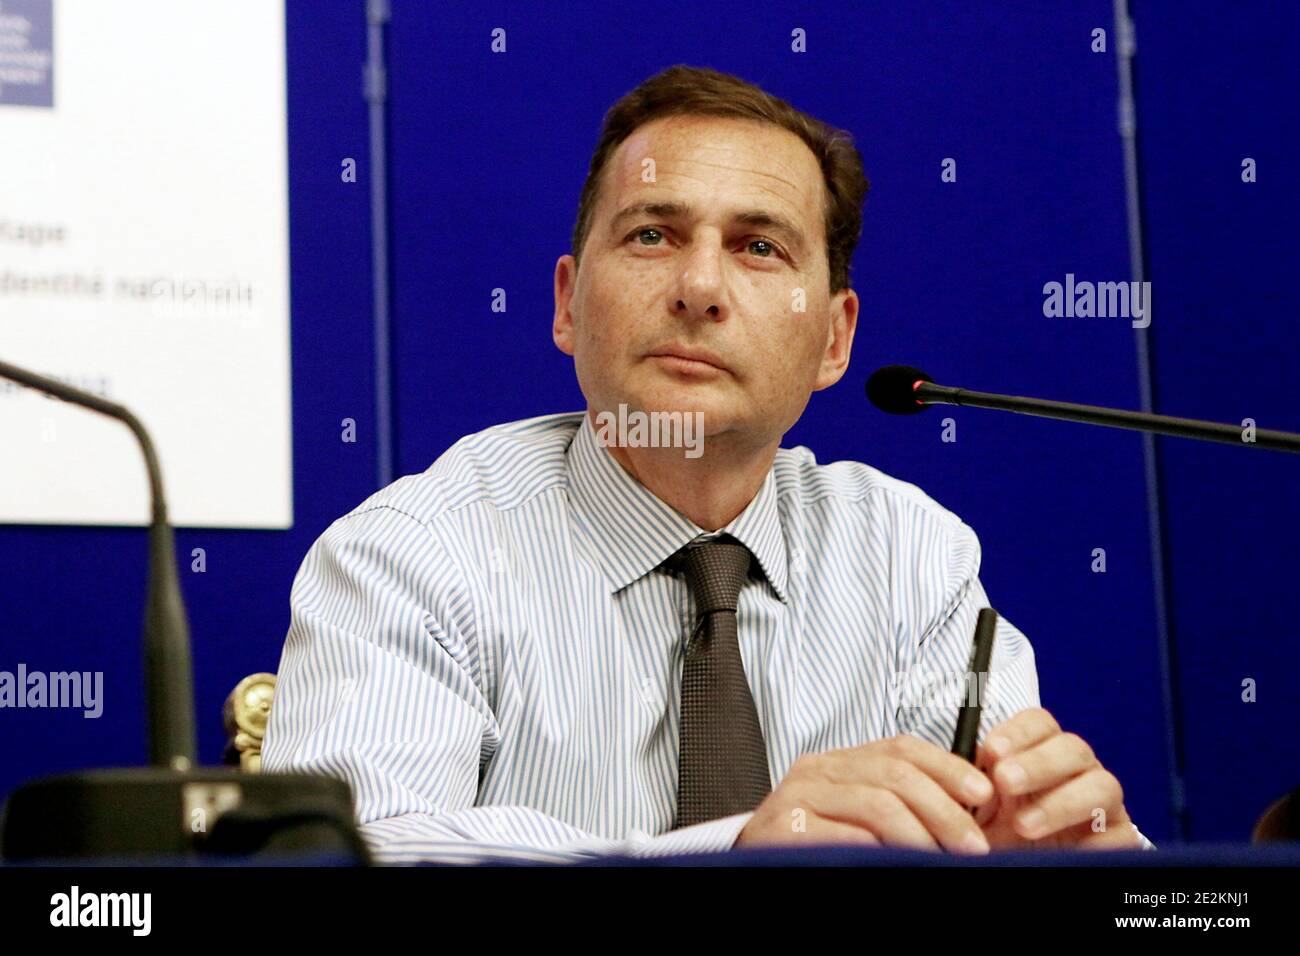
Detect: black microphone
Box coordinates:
(866, 364, 935, 416)
(0, 357, 367, 862)
(0, 357, 195, 767)
(866, 364, 1300, 454)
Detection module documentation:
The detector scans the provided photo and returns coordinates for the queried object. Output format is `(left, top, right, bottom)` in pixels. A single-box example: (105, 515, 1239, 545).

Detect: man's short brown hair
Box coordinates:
(571, 64, 869, 295)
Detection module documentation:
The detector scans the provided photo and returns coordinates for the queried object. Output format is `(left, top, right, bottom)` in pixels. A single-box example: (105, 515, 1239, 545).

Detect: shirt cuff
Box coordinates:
(1133, 824, 1157, 851)
(628, 812, 755, 858)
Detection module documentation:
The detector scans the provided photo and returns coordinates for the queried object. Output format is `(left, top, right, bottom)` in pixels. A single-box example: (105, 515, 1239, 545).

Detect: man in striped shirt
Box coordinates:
(262, 65, 1152, 861)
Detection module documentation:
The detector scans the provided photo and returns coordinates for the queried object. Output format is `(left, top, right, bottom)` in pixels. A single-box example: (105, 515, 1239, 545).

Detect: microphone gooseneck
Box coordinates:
(866, 363, 1300, 455)
(0, 357, 197, 769)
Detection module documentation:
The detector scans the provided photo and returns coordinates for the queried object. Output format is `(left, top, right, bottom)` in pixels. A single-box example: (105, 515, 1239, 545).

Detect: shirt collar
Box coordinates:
(565, 411, 790, 603)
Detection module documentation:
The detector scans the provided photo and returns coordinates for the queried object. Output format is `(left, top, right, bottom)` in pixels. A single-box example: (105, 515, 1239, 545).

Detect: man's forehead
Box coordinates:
(603, 115, 823, 225)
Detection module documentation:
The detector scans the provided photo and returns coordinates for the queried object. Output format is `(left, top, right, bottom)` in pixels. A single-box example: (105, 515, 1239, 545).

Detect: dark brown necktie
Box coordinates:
(666, 536, 772, 828)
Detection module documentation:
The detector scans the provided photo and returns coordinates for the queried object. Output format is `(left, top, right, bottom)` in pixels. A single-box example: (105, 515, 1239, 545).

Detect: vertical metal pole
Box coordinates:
(1113, 0, 1189, 842)
(365, 0, 394, 489)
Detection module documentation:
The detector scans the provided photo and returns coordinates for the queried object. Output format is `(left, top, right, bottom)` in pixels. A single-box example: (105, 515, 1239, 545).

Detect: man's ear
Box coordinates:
(553, 254, 578, 356)
(813, 287, 859, 391)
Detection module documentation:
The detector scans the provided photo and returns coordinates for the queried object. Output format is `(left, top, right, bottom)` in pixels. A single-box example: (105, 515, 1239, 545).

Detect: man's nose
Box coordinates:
(673, 238, 728, 321)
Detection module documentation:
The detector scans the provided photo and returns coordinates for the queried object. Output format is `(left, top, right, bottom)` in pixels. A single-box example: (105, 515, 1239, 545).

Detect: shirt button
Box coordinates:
(638, 677, 657, 708)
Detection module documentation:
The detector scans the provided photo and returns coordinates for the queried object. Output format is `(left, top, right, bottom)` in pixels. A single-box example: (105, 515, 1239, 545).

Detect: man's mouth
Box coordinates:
(647, 344, 730, 375)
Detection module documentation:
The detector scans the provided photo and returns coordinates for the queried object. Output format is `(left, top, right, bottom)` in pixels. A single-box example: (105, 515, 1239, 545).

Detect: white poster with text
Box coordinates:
(0, 0, 292, 527)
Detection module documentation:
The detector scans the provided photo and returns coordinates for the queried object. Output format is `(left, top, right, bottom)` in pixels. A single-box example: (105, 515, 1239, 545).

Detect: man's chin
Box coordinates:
(605, 390, 732, 429)
(623, 374, 731, 412)
(595, 403, 748, 447)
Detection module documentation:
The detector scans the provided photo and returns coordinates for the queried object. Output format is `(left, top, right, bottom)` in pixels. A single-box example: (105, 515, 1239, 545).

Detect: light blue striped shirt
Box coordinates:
(262, 411, 1153, 861)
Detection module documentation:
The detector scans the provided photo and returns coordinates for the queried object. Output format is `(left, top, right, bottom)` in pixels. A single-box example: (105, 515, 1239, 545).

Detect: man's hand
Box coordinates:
(971, 707, 1140, 850)
(733, 735, 995, 853)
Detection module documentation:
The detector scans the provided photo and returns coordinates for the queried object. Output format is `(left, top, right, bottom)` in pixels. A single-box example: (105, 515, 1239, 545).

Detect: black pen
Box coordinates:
(950, 607, 998, 764)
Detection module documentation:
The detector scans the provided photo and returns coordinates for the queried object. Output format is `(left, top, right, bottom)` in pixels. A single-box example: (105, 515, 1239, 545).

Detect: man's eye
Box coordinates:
(627, 229, 781, 259)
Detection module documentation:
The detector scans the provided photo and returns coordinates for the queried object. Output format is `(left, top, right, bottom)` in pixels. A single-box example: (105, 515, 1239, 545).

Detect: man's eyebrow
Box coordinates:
(608, 201, 809, 255)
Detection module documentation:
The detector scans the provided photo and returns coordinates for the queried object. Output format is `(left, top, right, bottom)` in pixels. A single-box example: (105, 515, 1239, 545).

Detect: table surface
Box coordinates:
(5, 842, 1299, 867)
(567, 842, 1300, 868)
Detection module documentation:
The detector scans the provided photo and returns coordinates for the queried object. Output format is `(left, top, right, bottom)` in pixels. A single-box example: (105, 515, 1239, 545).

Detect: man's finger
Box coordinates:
(1061, 816, 1143, 850)
(979, 707, 1060, 765)
(867, 759, 992, 853)
(1008, 766, 1124, 841)
(991, 731, 1097, 797)
(859, 735, 995, 806)
(818, 740, 993, 852)
(806, 784, 942, 852)
(806, 818, 883, 848)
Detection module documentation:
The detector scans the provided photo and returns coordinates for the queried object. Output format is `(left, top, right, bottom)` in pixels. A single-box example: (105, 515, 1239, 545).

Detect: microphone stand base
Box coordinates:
(1, 767, 369, 864)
